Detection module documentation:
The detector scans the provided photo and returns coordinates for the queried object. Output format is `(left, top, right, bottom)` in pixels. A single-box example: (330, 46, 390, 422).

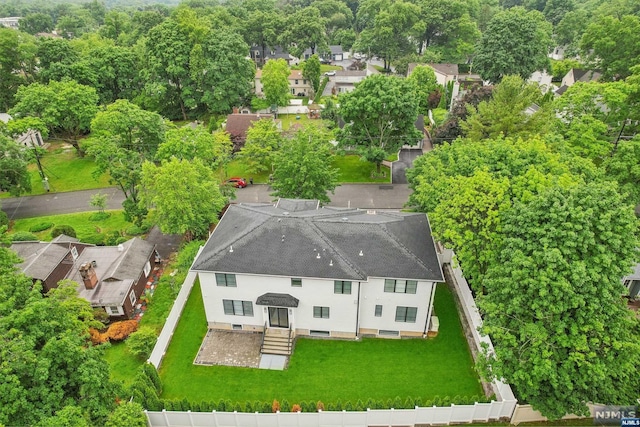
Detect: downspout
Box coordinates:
(355, 281, 361, 339)
(423, 282, 437, 336)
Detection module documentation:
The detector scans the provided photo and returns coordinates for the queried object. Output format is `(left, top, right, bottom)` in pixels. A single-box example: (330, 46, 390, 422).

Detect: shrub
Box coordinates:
(355, 399, 364, 411)
(217, 399, 227, 412)
(233, 402, 243, 412)
(0, 210, 8, 228)
(142, 362, 163, 394)
(105, 320, 138, 341)
(365, 398, 375, 410)
(11, 231, 38, 241)
(92, 307, 110, 324)
(316, 401, 325, 412)
(291, 404, 301, 412)
(271, 400, 280, 413)
(89, 328, 108, 345)
(344, 401, 353, 411)
(281, 399, 290, 413)
(82, 233, 106, 245)
(89, 211, 111, 221)
(126, 225, 147, 236)
(245, 401, 254, 413)
(50, 224, 77, 238)
(261, 401, 272, 413)
(28, 222, 53, 232)
(126, 326, 157, 358)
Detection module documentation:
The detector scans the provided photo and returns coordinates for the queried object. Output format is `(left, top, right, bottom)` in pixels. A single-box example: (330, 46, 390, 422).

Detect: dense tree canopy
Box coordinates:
(140, 157, 226, 240)
(261, 58, 291, 107)
(0, 133, 32, 196)
(271, 125, 339, 203)
(338, 74, 421, 171)
(0, 248, 118, 427)
(479, 182, 640, 419)
(474, 7, 552, 83)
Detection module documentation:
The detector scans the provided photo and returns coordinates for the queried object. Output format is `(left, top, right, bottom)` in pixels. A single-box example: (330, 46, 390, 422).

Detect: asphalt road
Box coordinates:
(393, 149, 423, 184)
(1, 184, 414, 220)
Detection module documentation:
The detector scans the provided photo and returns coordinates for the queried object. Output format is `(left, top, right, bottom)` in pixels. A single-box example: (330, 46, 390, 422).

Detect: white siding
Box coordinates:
(199, 272, 358, 335)
(359, 278, 434, 335)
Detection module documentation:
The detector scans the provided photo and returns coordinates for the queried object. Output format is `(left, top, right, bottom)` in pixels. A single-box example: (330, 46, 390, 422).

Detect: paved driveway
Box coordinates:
(392, 149, 422, 184)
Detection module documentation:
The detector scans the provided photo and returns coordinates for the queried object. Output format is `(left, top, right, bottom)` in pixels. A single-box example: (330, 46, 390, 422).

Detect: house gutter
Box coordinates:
(423, 282, 437, 336)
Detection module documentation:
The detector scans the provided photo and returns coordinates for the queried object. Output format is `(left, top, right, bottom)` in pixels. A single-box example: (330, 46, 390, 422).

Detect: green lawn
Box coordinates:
(277, 114, 328, 130)
(224, 154, 391, 184)
(12, 142, 110, 198)
(332, 154, 391, 183)
(9, 210, 136, 241)
(158, 282, 483, 403)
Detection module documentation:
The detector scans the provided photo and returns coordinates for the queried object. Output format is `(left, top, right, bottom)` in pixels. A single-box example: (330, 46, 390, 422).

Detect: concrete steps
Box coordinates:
(261, 330, 292, 355)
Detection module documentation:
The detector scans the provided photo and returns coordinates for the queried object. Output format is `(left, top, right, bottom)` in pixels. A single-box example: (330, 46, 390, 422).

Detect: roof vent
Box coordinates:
(283, 212, 290, 216)
(316, 253, 321, 259)
(342, 217, 348, 221)
(229, 246, 234, 253)
(117, 244, 124, 252)
(329, 260, 333, 266)
(366, 210, 376, 215)
(281, 235, 285, 242)
(359, 250, 363, 256)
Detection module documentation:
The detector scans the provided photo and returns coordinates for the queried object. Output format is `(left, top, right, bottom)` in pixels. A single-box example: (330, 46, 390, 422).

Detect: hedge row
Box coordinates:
(156, 395, 488, 413)
(128, 364, 488, 415)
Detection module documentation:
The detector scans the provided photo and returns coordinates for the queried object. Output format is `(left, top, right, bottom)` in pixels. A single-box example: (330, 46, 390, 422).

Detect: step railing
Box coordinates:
(259, 321, 267, 354)
(287, 322, 293, 354)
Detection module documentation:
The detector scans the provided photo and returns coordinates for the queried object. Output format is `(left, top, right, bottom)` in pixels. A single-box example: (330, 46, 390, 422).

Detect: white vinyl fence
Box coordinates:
(146, 400, 516, 427)
(148, 247, 204, 369)
(146, 247, 518, 426)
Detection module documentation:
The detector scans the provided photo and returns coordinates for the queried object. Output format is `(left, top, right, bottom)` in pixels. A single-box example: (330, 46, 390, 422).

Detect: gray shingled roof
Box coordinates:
(256, 293, 299, 307)
(10, 241, 70, 281)
(192, 201, 443, 282)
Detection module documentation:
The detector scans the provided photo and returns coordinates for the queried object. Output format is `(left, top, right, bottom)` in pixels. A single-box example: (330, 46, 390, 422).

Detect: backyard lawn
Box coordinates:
(158, 282, 483, 404)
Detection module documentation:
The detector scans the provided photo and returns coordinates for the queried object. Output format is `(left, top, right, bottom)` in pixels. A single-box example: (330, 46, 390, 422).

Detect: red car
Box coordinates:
(225, 177, 248, 188)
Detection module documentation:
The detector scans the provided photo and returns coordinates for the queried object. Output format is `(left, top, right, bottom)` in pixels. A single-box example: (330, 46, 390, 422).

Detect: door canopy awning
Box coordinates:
(256, 293, 299, 307)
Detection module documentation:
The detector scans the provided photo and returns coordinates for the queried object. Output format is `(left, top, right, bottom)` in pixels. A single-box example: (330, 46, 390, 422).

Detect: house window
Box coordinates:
(71, 246, 78, 260)
(129, 290, 136, 306)
(384, 279, 417, 294)
(295, 79, 299, 84)
(216, 273, 237, 287)
(375, 305, 383, 317)
(107, 306, 120, 315)
(395, 306, 417, 323)
(223, 300, 253, 316)
(291, 278, 302, 287)
(313, 306, 330, 319)
(334, 280, 352, 294)
(303, 79, 307, 84)
(144, 260, 151, 277)
(291, 88, 295, 94)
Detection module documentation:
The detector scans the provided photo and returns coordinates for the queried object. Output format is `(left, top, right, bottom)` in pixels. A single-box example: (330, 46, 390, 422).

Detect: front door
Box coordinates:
(268, 307, 289, 328)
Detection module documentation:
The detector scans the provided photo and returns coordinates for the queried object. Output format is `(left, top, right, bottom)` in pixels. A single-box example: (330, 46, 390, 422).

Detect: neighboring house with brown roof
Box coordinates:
(11, 236, 158, 320)
(249, 45, 296, 65)
(223, 111, 276, 151)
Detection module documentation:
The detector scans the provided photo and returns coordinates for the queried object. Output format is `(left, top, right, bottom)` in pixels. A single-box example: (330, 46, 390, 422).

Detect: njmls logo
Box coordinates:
(621, 418, 640, 426)
(594, 406, 637, 425)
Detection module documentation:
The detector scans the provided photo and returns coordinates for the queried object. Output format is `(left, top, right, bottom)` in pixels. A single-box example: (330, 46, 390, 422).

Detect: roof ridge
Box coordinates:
(306, 219, 366, 279)
(103, 238, 135, 280)
(22, 241, 69, 281)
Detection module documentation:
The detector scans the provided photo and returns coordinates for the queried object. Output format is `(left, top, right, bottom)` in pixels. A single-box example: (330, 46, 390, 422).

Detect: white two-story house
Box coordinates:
(191, 199, 444, 340)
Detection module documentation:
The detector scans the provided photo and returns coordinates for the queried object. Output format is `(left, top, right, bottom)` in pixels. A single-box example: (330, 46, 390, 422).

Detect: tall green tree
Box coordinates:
(271, 126, 339, 203)
(0, 273, 117, 426)
(603, 136, 640, 206)
(407, 136, 596, 289)
(0, 28, 37, 111)
(303, 54, 322, 95)
(141, 157, 226, 240)
(461, 75, 547, 140)
(338, 74, 421, 171)
(156, 126, 232, 171)
(407, 65, 440, 115)
(479, 182, 640, 419)
(279, 7, 327, 58)
(0, 133, 32, 196)
(105, 402, 147, 427)
(581, 15, 640, 81)
(242, 10, 282, 66)
(261, 58, 291, 107)
(473, 7, 552, 83)
(84, 100, 166, 225)
(237, 119, 283, 174)
(10, 80, 99, 156)
(19, 13, 54, 35)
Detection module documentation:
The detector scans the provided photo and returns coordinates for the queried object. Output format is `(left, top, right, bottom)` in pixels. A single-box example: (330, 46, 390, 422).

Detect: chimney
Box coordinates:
(79, 262, 98, 290)
(232, 107, 239, 114)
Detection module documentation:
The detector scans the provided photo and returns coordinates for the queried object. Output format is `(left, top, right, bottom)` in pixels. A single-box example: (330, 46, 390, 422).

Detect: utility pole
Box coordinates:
(32, 146, 49, 192)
